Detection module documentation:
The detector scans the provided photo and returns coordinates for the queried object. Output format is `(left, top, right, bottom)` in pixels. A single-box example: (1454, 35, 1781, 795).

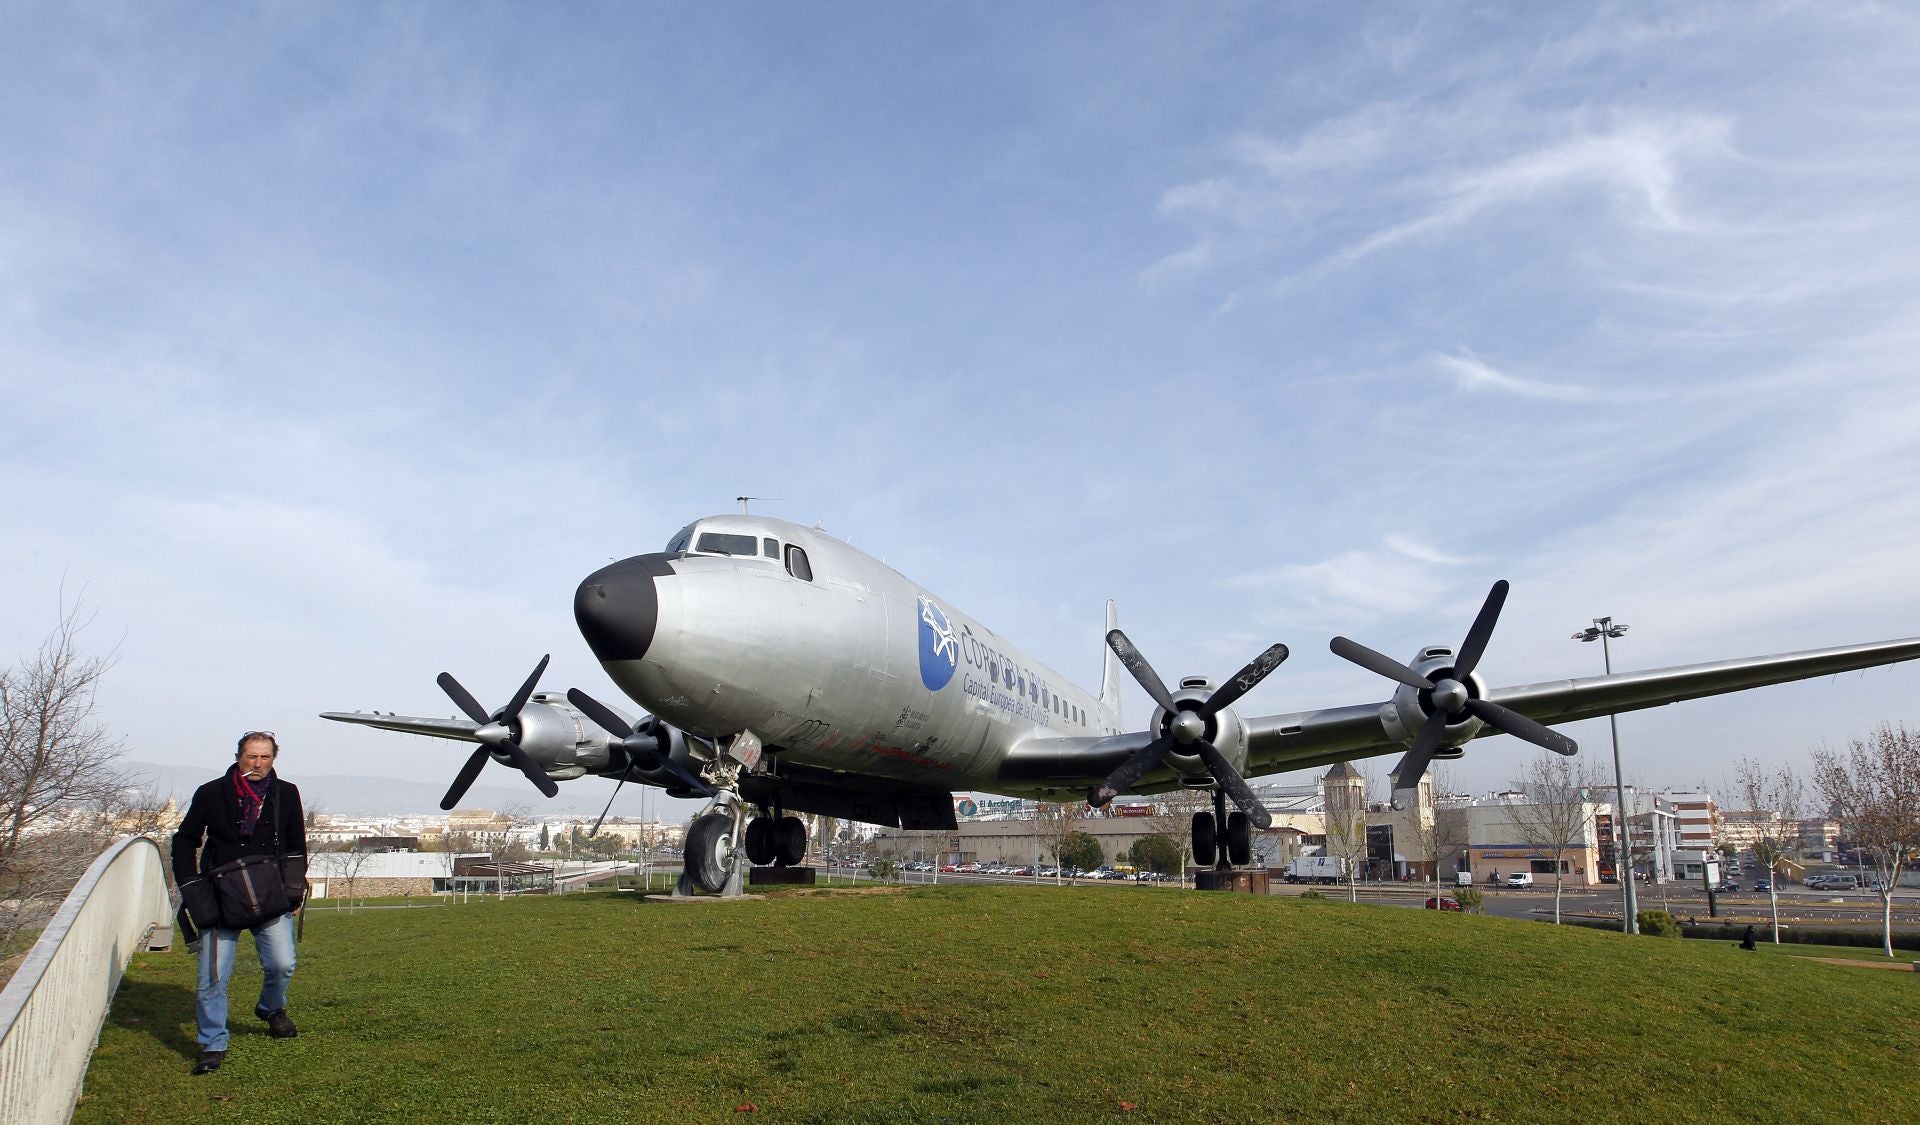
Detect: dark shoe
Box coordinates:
(191, 1050, 226, 1075)
(256, 1006, 298, 1038)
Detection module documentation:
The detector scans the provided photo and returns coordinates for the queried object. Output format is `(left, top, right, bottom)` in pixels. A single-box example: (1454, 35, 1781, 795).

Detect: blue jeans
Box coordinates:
(195, 912, 296, 1050)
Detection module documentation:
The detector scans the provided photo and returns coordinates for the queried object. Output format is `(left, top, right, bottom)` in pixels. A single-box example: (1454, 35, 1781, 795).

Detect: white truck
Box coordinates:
(1284, 856, 1347, 884)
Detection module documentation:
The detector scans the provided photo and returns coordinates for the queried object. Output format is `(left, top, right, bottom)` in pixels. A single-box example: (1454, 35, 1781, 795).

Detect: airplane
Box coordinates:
(324, 512, 1920, 895)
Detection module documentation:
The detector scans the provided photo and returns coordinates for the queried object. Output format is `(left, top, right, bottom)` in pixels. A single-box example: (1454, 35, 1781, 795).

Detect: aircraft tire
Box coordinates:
(1191, 811, 1217, 867)
(685, 812, 736, 893)
(1226, 811, 1252, 867)
(745, 818, 776, 866)
(776, 816, 807, 866)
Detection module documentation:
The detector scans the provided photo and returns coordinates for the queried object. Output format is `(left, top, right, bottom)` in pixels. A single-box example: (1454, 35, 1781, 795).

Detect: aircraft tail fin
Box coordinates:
(1098, 599, 1123, 728)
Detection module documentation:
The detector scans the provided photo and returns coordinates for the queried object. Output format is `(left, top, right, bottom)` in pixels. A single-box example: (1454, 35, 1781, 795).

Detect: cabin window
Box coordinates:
(696, 532, 759, 557)
(784, 544, 814, 582)
(763, 537, 779, 558)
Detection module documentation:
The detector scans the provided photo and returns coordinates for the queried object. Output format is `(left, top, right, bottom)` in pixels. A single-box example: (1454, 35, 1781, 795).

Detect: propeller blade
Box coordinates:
(567, 688, 636, 740)
(1106, 629, 1179, 714)
(1089, 735, 1175, 807)
(1464, 698, 1577, 756)
(590, 775, 627, 837)
(440, 746, 491, 811)
(1192, 742, 1272, 830)
(1329, 636, 1434, 691)
(1200, 643, 1289, 718)
(502, 654, 551, 720)
(501, 743, 561, 797)
(1390, 712, 1451, 790)
(1453, 581, 1509, 679)
(436, 673, 492, 725)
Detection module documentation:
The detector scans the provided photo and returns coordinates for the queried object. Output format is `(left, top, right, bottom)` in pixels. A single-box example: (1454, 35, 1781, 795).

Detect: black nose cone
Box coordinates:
(575, 554, 674, 663)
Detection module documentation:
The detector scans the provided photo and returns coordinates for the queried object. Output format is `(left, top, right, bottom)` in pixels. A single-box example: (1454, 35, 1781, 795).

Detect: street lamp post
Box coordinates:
(1574, 617, 1639, 935)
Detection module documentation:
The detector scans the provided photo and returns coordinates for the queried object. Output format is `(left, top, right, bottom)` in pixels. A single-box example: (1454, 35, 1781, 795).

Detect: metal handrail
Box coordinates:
(0, 835, 174, 1125)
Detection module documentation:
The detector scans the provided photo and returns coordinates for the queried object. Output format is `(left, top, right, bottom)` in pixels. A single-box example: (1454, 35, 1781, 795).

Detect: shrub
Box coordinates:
(1129, 834, 1183, 876)
(868, 858, 899, 883)
(1059, 832, 1104, 875)
(1452, 886, 1484, 914)
(1638, 910, 1681, 937)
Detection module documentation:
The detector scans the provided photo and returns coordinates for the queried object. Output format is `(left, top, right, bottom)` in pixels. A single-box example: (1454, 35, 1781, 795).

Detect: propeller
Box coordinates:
(1328, 580, 1576, 791)
(436, 655, 562, 811)
(1087, 631, 1287, 830)
(566, 688, 716, 831)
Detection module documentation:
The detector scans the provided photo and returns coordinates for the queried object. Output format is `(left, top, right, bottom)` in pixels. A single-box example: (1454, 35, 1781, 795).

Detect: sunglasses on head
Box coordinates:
(236, 731, 280, 755)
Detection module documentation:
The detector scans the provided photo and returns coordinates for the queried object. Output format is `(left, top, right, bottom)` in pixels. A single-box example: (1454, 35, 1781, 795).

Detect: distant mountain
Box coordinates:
(121, 760, 697, 818)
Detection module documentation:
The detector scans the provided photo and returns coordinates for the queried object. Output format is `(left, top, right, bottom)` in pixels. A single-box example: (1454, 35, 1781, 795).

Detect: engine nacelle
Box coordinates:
(1376, 646, 1487, 758)
(1149, 676, 1252, 785)
(502, 694, 616, 780)
(506, 693, 708, 795)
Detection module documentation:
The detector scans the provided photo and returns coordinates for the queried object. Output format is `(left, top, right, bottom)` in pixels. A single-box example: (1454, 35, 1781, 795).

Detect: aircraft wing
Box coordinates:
(1242, 634, 1920, 776)
(319, 711, 482, 742)
(997, 634, 1920, 792)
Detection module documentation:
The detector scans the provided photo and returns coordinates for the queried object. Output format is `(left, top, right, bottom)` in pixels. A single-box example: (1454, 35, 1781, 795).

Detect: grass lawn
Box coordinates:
(1750, 941, 1919, 965)
(79, 885, 1920, 1123)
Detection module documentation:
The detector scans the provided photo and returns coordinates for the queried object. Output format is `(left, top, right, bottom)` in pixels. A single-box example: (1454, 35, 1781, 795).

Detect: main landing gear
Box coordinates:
(1190, 787, 1263, 891)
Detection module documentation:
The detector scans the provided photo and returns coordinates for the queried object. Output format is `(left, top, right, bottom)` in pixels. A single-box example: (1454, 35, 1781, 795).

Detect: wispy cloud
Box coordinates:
(1433, 352, 1654, 404)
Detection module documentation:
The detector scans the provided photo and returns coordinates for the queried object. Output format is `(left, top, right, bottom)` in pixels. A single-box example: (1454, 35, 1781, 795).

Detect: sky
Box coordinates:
(4, 3, 1919, 819)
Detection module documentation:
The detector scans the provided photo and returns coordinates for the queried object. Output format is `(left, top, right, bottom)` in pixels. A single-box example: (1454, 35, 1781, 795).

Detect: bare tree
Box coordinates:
(1733, 757, 1804, 944)
(1406, 769, 1468, 908)
(1507, 753, 1598, 924)
(1033, 799, 1082, 883)
(1322, 767, 1371, 903)
(0, 599, 149, 956)
(317, 839, 377, 913)
(1149, 787, 1212, 887)
(1813, 724, 1920, 958)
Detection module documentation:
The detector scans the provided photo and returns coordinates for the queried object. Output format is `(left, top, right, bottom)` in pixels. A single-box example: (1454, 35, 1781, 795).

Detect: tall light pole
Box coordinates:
(1574, 616, 1638, 935)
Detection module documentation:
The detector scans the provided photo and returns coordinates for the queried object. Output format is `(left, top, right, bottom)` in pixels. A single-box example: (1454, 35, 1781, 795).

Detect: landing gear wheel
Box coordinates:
(776, 816, 807, 867)
(685, 812, 737, 893)
(745, 818, 776, 866)
(1191, 811, 1217, 867)
(1226, 810, 1252, 867)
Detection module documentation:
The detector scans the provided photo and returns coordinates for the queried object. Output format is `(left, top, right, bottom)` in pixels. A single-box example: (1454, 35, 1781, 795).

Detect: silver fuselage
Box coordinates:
(578, 515, 1122, 794)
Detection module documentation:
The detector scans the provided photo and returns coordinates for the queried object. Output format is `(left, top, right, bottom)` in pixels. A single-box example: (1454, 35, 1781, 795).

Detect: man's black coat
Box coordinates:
(171, 768, 309, 902)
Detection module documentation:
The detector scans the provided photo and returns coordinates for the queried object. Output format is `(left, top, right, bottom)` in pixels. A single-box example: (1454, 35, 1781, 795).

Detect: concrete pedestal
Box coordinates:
(1195, 869, 1270, 894)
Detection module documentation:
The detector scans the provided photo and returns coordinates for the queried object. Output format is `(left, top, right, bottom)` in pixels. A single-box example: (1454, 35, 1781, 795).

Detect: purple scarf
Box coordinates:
(231, 765, 274, 839)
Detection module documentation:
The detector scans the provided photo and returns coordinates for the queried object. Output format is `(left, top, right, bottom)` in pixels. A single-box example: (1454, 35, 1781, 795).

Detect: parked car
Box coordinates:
(1506, 872, 1534, 888)
(1424, 896, 1463, 911)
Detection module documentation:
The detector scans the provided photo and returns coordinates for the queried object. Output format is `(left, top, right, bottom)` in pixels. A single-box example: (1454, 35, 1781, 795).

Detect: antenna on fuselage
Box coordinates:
(736, 496, 783, 514)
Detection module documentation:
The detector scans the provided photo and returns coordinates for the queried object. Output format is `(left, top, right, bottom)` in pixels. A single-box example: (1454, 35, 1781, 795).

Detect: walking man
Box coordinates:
(172, 731, 308, 1075)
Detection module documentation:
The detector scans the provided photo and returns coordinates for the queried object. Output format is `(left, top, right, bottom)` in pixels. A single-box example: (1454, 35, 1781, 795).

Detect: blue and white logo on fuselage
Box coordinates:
(917, 596, 959, 691)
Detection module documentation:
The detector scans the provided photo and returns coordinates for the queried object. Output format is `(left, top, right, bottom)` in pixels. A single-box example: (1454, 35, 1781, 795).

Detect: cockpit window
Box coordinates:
(763, 537, 779, 558)
(784, 544, 813, 582)
(666, 526, 693, 553)
(696, 532, 760, 557)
